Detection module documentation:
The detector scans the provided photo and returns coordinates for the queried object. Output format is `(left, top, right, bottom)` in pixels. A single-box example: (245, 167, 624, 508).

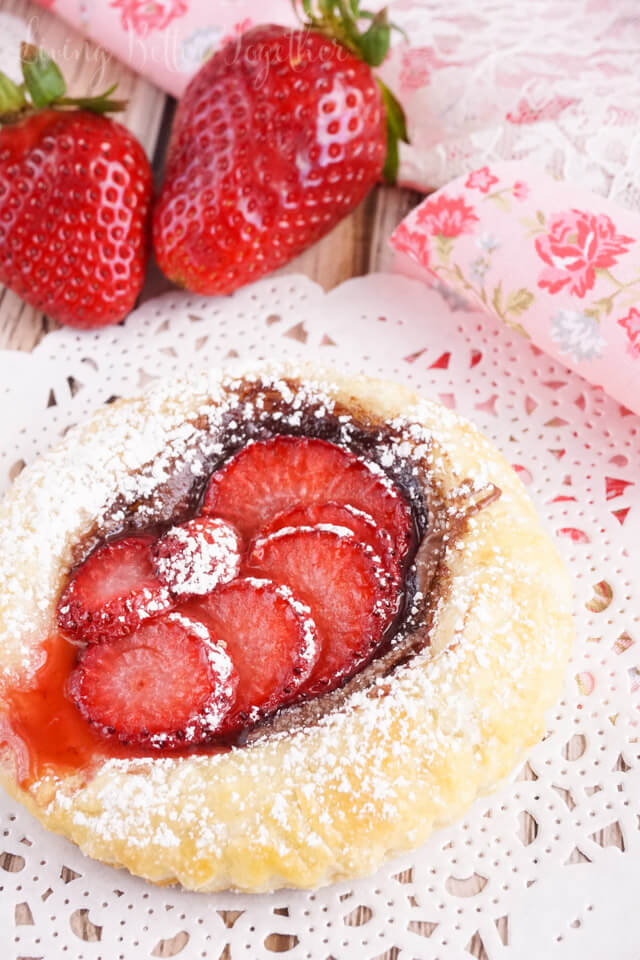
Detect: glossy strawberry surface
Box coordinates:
(153, 24, 386, 294)
(68, 613, 237, 747)
(0, 109, 152, 328)
(247, 527, 396, 696)
(57, 536, 174, 643)
(188, 578, 319, 733)
(260, 500, 397, 577)
(203, 434, 412, 558)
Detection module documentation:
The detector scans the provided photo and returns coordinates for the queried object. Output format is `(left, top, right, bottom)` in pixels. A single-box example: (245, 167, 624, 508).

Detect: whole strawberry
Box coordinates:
(154, 3, 407, 294)
(0, 45, 152, 329)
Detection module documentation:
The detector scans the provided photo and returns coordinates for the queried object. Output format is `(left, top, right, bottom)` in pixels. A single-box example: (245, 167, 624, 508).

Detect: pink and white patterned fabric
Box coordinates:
(31, 0, 640, 206)
(390, 163, 640, 416)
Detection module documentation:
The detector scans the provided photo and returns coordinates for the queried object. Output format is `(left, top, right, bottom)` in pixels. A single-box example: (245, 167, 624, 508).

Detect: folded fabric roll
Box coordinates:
(30, 0, 640, 203)
(390, 162, 640, 415)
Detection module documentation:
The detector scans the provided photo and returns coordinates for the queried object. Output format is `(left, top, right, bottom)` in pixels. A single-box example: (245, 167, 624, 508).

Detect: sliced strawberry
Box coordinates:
(260, 501, 397, 577)
(152, 517, 241, 597)
(57, 536, 174, 644)
(246, 527, 397, 696)
(67, 612, 238, 748)
(202, 435, 412, 562)
(187, 578, 319, 733)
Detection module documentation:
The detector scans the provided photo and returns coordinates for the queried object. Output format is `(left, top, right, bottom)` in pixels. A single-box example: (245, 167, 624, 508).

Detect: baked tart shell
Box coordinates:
(0, 365, 574, 892)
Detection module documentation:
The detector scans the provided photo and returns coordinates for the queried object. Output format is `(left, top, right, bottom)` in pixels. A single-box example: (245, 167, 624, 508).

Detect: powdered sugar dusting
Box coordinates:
(254, 523, 356, 545)
(154, 518, 241, 596)
(0, 361, 572, 889)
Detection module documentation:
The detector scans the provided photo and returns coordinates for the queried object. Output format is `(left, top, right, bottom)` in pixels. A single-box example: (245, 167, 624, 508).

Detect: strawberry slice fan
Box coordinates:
(56, 435, 413, 743)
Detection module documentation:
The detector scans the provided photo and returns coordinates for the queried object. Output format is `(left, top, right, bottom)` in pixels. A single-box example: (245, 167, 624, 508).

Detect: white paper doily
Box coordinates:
(0, 273, 639, 960)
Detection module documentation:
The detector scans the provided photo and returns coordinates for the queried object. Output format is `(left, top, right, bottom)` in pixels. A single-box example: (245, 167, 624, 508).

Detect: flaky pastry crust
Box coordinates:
(0, 365, 574, 892)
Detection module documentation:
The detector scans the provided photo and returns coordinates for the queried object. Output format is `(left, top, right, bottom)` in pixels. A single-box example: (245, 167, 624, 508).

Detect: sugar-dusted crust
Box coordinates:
(0, 364, 574, 892)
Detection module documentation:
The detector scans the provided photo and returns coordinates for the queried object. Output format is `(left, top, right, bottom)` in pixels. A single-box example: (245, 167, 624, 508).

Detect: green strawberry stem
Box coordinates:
(56, 86, 127, 115)
(0, 44, 126, 125)
(293, 0, 409, 182)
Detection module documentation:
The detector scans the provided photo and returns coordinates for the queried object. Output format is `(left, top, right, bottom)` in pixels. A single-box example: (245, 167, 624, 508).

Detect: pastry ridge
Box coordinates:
(0, 364, 574, 892)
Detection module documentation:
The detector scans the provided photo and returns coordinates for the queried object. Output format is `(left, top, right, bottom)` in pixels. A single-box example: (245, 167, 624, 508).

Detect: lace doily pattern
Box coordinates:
(383, 0, 640, 209)
(0, 273, 638, 959)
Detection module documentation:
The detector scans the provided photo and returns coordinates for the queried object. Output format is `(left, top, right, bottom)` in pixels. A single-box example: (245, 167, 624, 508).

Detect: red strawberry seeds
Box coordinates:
(188, 578, 319, 734)
(247, 527, 397, 696)
(153, 20, 401, 294)
(67, 613, 238, 747)
(57, 536, 174, 644)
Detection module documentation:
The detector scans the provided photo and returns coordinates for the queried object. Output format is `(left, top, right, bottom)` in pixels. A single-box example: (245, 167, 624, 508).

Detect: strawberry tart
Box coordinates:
(0, 364, 573, 892)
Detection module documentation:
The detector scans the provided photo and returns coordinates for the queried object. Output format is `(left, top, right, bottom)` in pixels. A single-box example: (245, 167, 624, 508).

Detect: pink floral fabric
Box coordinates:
(535, 211, 633, 298)
(110, 0, 189, 34)
(465, 167, 499, 194)
(416, 195, 479, 238)
(391, 162, 640, 416)
(619, 308, 640, 359)
(30, 0, 640, 204)
(32, 1, 296, 101)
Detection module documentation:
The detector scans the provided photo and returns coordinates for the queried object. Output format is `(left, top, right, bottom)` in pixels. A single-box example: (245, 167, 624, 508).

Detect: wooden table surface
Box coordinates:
(2, 3, 607, 958)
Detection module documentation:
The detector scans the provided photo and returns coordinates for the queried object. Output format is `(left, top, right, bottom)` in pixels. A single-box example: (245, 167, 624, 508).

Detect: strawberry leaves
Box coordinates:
(297, 0, 399, 61)
(378, 78, 408, 182)
(358, 9, 393, 66)
(0, 73, 26, 119)
(21, 43, 66, 108)
(0, 44, 126, 125)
